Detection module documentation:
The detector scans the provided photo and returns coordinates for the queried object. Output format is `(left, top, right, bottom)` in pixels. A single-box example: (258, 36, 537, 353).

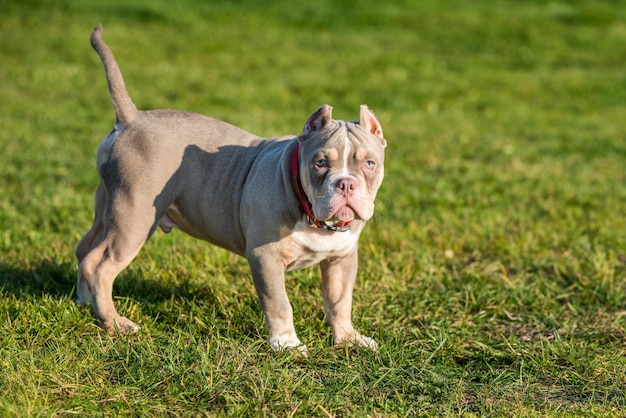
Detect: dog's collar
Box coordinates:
(290, 142, 351, 232)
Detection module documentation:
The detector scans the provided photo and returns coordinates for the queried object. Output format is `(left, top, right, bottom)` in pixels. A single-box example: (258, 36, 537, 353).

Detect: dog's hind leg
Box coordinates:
(75, 184, 106, 305)
(77, 184, 159, 334)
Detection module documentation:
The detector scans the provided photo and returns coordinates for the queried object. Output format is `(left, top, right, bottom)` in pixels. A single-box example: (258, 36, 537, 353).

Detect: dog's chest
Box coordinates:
(285, 220, 359, 270)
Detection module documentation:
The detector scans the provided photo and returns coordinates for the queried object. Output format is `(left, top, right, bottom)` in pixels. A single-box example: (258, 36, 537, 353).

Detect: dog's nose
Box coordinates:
(337, 178, 356, 196)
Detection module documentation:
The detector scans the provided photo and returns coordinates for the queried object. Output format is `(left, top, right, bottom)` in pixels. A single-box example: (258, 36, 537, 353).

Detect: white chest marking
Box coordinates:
(291, 220, 358, 255)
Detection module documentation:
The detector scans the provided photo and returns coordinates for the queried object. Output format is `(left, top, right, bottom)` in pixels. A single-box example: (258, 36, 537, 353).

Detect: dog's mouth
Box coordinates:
(332, 205, 356, 222)
(312, 195, 374, 225)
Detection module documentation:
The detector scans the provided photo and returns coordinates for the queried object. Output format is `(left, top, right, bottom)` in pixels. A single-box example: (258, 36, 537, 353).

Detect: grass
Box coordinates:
(1, 0, 626, 415)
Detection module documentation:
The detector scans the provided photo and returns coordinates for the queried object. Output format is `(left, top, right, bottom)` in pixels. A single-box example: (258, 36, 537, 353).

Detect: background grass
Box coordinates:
(1, 0, 626, 415)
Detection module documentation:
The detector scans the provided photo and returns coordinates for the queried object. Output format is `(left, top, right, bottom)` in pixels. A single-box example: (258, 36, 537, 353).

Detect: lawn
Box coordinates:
(1, 0, 625, 415)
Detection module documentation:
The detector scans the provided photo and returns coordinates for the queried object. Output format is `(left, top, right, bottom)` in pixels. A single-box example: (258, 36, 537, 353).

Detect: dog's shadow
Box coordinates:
(0, 260, 75, 299)
(0, 260, 241, 317)
(0, 260, 266, 336)
(0, 260, 197, 300)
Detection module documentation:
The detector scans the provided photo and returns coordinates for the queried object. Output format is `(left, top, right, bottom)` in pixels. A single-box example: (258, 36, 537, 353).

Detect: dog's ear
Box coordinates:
(359, 105, 384, 141)
(301, 104, 333, 137)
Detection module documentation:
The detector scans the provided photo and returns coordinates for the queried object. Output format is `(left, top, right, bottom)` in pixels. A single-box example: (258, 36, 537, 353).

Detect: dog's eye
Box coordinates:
(315, 158, 329, 168)
(364, 160, 376, 170)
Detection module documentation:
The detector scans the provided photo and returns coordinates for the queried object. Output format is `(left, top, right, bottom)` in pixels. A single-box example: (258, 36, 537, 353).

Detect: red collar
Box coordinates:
(290, 142, 351, 232)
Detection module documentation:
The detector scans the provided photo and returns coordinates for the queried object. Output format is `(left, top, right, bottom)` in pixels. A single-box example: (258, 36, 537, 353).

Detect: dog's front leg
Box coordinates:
(320, 249, 378, 350)
(247, 252, 307, 355)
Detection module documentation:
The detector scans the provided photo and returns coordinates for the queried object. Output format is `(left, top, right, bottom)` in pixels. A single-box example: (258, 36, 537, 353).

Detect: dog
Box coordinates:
(76, 24, 386, 354)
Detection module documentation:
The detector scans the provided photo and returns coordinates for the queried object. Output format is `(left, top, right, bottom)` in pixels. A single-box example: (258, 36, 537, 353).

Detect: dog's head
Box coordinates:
(297, 105, 386, 227)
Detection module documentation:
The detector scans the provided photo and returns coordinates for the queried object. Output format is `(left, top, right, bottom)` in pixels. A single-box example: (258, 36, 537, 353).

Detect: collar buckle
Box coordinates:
(307, 216, 352, 232)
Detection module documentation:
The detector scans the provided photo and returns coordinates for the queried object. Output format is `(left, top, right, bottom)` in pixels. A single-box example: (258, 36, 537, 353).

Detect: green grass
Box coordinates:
(2, 0, 626, 415)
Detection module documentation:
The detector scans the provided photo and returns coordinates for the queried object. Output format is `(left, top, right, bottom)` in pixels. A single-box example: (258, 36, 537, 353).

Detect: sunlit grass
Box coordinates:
(1, 0, 625, 415)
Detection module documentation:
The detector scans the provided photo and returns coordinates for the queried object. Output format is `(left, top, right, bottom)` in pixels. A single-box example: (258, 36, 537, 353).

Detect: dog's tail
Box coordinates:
(90, 24, 139, 126)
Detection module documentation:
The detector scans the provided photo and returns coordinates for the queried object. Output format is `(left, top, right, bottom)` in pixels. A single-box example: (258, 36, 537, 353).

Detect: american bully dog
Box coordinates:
(76, 24, 386, 354)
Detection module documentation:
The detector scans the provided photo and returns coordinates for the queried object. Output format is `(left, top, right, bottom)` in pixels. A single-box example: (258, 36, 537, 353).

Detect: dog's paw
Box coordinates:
(354, 334, 378, 350)
(334, 332, 378, 351)
(102, 316, 140, 335)
(269, 334, 309, 357)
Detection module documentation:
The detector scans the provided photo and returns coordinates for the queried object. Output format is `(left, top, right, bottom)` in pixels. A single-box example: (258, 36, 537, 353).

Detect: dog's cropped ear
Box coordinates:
(359, 105, 384, 142)
(301, 104, 333, 137)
